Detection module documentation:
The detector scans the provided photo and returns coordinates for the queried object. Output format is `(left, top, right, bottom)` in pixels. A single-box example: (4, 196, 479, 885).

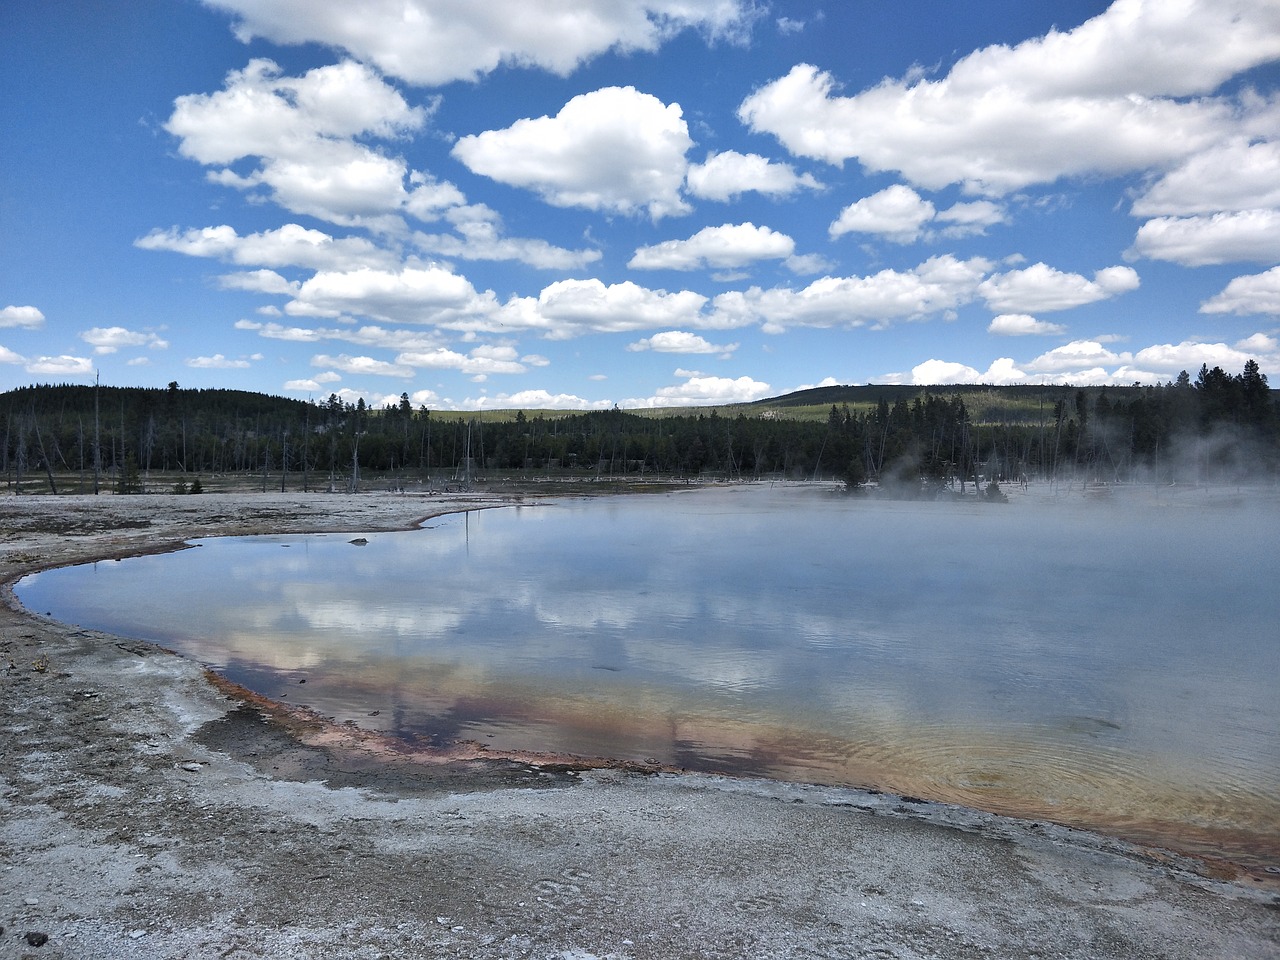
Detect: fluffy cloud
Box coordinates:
(1024, 339, 1133, 373)
(0, 305, 45, 329)
(394, 346, 526, 376)
(167, 59, 423, 165)
(627, 331, 737, 355)
(501, 279, 709, 339)
(830, 186, 1007, 243)
(465, 389, 613, 411)
(1129, 210, 1280, 266)
(311, 354, 415, 378)
(1129, 337, 1277, 375)
(935, 200, 1008, 236)
(902, 333, 1280, 387)
(285, 266, 495, 325)
(630, 372, 771, 407)
(911, 357, 1026, 385)
(979, 263, 1139, 312)
(283, 370, 344, 392)
(165, 59, 427, 225)
(26, 355, 93, 376)
(136, 223, 396, 271)
(1132, 138, 1280, 217)
(710, 255, 991, 331)
(217, 269, 299, 295)
(830, 185, 935, 243)
(684, 150, 821, 201)
(187, 354, 258, 368)
(629, 223, 795, 270)
(738, 1, 1280, 195)
(141, 213, 590, 278)
(1200, 266, 1280, 315)
(204, 0, 757, 86)
(0, 345, 26, 364)
(987, 314, 1067, 336)
(452, 86, 693, 220)
(403, 175, 467, 222)
(78, 327, 169, 355)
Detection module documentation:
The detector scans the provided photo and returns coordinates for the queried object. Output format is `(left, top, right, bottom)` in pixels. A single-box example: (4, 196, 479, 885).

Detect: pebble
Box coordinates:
(25, 932, 49, 947)
(180, 762, 203, 772)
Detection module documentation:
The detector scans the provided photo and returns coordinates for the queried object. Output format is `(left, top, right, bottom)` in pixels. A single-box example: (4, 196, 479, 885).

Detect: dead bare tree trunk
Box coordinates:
(32, 415, 58, 494)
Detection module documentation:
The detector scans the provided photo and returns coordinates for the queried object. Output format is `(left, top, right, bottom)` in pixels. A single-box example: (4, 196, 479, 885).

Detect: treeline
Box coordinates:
(828, 361, 1276, 491)
(0, 361, 1276, 494)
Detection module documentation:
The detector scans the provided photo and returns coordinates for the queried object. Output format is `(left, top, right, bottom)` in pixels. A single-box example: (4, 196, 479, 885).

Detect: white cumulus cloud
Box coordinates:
(1129, 210, 1280, 266)
(203, 0, 758, 86)
(26, 355, 93, 376)
(79, 327, 169, 355)
(979, 263, 1139, 313)
(1024, 339, 1133, 373)
(1200, 266, 1280, 315)
(830, 186, 1008, 243)
(452, 86, 693, 220)
(631, 372, 771, 407)
(0, 305, 45, 329)
(394, 346, 526, 376)
(629, 223, 795, 270)
(1133, 138, 1280, 217)
(286, 266, 495, 326)
(830, 185, 936, 243)
(711, 254, 991, 331)
(627, 331, 737, 355)
(500, 279, 710, 339)
(187, 354, 257, 369)
(165, 59, 428, 226)
(987, 314, 1067, 336)
(311, 354, 416, 378)
(912, 357, 1026, 385)
(738, 1, 1280, 196)
(684, 150, 821, 201)
(136, 223, 396, 271)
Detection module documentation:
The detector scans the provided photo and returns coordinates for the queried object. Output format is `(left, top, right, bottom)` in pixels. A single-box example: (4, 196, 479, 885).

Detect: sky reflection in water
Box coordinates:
(19, 485, 1280, 871)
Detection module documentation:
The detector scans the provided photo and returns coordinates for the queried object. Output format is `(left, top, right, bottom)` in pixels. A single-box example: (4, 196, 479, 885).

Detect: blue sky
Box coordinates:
(3, 1, 1279, 410)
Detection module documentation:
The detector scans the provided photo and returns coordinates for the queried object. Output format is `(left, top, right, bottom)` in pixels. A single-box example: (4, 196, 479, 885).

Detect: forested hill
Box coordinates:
(750, 382, 1139, 419)
(2, 362, 1277, 492)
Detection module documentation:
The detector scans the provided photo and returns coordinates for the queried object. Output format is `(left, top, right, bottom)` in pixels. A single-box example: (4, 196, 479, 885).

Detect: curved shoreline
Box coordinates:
(2, 490, 1277, 958)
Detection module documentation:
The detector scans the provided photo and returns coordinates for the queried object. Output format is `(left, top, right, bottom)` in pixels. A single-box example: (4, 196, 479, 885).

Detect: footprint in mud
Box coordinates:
(734, 893, 781, 913)
(532, 878, 581, 898)
(531, 868, 595, 910)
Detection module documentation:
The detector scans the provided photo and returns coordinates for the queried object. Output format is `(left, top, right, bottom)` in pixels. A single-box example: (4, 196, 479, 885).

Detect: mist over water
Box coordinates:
(18, 484, 1280, 872)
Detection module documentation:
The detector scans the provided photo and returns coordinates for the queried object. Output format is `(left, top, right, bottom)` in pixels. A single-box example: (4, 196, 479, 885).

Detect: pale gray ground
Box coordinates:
(1, 491, 1276, 959)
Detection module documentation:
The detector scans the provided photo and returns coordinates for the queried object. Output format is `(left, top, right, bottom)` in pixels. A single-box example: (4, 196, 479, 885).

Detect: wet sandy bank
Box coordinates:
(1, 490, 1276, 959)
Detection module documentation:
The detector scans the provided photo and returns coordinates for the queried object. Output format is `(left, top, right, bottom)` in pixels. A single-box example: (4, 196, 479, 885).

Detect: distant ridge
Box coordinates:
(748, 382, 1154, 410)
